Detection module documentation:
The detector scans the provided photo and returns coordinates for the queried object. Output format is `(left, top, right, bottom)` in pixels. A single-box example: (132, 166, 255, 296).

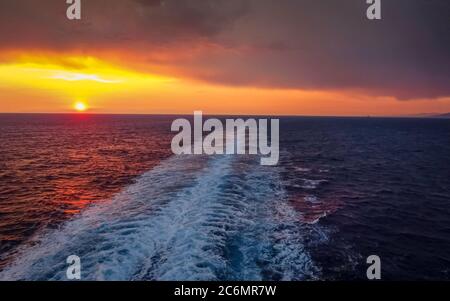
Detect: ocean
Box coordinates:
(0, 114, 449, 280)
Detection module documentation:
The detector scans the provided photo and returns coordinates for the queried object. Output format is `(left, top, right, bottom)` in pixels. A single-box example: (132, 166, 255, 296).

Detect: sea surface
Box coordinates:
(0, 114, 449, 280)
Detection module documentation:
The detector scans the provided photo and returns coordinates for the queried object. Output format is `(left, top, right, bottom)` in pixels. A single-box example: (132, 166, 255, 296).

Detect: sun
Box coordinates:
(74, 101, 88, 112)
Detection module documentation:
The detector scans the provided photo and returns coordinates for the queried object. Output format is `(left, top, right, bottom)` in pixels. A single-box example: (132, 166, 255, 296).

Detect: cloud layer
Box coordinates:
(0, 0, 449, 99)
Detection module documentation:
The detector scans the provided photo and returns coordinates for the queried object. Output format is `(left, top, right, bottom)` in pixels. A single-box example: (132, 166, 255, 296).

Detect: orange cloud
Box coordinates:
(1, 52, 450, 116)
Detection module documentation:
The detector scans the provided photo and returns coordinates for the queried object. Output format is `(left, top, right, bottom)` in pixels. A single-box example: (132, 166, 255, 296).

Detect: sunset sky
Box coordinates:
(0, 0, 449, 116)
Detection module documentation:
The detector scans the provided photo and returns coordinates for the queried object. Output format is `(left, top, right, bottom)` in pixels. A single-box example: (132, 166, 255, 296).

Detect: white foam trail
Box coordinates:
(299, 179, 328, 189)
(0, 154, 316, 281)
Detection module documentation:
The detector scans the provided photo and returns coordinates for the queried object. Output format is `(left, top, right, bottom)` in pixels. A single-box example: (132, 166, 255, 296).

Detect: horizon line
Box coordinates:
(0, 112, 448, 119)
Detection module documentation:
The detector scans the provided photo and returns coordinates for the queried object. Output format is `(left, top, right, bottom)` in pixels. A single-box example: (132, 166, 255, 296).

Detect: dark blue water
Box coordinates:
(0, 114, 449, 280)
(281, 117, 450, 280)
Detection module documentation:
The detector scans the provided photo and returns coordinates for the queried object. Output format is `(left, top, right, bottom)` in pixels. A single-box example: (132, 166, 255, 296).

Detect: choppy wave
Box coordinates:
(0, 153, 317, 281)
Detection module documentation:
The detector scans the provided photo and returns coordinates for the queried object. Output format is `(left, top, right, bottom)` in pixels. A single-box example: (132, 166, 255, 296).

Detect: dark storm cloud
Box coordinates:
(0, 0, 249, 47)
(135, 0, 164, 7)
(0, 0, 449, 99)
